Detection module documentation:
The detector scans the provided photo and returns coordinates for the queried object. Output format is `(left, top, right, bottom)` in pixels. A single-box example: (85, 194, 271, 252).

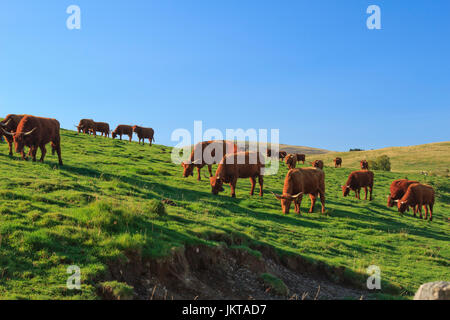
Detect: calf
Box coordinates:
(182, 141, 237, 181)
(387, 179, 419, 209)
(285, 154, 297, 170)
(360, 160, 369, 170)
(334, 157, 342, 168)
(397, 183, 435, 221)
(342, 170, 374, 200)
(312, 160, 324, 170)
(132, 126, 155, 146)
(1, 114, 24, 156)
(112, 125, 133, 142)
(210, 151, 265, 198)
(296, 154, 306, 164)
(272, 168, 325, 215)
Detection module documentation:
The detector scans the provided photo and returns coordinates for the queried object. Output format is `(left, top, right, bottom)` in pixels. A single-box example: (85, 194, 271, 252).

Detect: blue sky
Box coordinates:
(0, 1, 449, 151)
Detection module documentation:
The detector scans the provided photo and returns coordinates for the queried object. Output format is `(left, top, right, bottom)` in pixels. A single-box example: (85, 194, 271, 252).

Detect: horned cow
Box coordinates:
(210, 151, 265, 198)
(312, 160, 324, 170)
(1, 114, 25, 156)
(342, 170, 374, 200)
(334, 157, 342, 168)
(285, 154, 297, 170)
(387, 179, 419, 209)
(93, 122, 110, 138)
(296, 154, 306, 164)
(182, 140, 237, 181)
(112, 125, 133, 142)
(397, 183, 435, 221)
(1, 115, 63, 165)
(76, 119, 95, 135)
(272, 168, 325, 215)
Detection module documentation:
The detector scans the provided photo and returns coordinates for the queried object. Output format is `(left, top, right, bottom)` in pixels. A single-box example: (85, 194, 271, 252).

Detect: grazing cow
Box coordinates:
(1, 114, 24, 156)
(76, 119, 96, 135)
(279, 151, 287, 160)
(285, 154, 297, 170)
(397, 183, 435, 221)
(342, 170, 374, 200)
(312, 160, 324, 170)
(112, 125, 133, 142)
(387, 179, 419, 209)
(182, 140, 237, 181)
(1, 115, 63, 165)
(360, 160, 369, 170)
(132, 126, 155, 146)
(334, 157, 342, 168)
(296, 154, 306, 164)
(272, 168, 325, 215)
(210, 151, 265, 198)
(92, 122, 110, 138)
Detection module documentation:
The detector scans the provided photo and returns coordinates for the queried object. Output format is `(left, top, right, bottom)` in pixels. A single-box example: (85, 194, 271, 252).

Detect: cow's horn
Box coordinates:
(271, 191, 284, 200)
(1, 128, 13, 136)
(393, 200, 399, 203)
(291, 192, 303, 199)
(24, 128, 37, 136)
(2, 119, 11, 127)
(192, 159, 202, 164)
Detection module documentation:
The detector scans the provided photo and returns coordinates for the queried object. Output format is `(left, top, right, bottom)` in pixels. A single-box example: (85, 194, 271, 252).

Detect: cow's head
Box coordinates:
(1, 119, 14, 132)
(285, 154, 296, 169)
(210, 176, 225, 195)
(112, 132, 117, 139)
(341, 185, 351, 197)
(387, 195, 396, 208)
(2, 128, 36, 154)
(397, 200, 408, 213)
(181, 162, 194, 177)
(272, 192, 303, 214)
(132, 125, 139, 133)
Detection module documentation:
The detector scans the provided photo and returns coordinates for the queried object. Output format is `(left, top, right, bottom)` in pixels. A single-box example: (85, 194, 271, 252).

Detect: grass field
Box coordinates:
(0, 130, 448, 299)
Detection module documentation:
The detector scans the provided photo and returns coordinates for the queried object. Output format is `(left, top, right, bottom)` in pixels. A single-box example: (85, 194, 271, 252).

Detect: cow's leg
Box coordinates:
(319, 190, 326, 214)
(309, 194, 316, 213)
(418, 204, 423, 219)
(230, 178, 238, 198)
(197, 167, 201, 181)
(129, 135, 132, 142)
(296, 195, 303, 215)
(369, 185, 373, 201)
(258, 175, 263, 197)
(207, 165, 213, 177)
(429, 204, 433, 221)
(39, 144, 47, 162)
(7, 138, 13, 156)
(31, 146, 38, 162)
(120, 134, 122, 140)
(249, 177, 256, 196)
(364, 187, 368, 200)
(424, 205, 429, 220)
(52, 140, 63, 165)
(149, 137, 152, 146)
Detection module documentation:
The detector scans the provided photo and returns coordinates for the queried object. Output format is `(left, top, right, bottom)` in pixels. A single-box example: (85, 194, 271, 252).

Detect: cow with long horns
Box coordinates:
(272, 168, 325, 215)
(1, 114, 24, 156)
(1, 115, 63, 165)
(182, 140, 238, 181)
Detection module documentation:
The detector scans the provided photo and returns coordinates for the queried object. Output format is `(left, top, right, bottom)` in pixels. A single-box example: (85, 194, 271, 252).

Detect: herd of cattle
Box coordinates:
(181, 140, 436, 221)
(0, 116, 436, 221)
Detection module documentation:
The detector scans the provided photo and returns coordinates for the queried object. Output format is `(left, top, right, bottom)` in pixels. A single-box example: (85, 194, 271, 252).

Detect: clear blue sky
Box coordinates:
(1, 1, 449, 151)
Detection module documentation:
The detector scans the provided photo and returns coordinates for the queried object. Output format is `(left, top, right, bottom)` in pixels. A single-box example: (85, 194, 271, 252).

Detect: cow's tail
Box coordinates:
(152, 136, 155, 142)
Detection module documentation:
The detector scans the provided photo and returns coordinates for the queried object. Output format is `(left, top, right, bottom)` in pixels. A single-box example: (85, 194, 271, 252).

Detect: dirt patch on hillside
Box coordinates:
(102, 244, 369, 300)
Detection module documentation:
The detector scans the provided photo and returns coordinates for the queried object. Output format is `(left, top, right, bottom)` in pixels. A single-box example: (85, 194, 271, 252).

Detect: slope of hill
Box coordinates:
(0, 131, 448, 299)
(311, 142, 450, 176)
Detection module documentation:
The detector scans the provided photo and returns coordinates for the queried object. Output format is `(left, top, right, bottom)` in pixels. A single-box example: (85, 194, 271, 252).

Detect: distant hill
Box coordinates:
(237, 141, 331, 155)
(318, 141, 450, 175)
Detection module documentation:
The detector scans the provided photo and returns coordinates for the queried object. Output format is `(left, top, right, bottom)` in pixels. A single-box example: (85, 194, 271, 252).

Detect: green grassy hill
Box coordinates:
(0, 130, 448, 299)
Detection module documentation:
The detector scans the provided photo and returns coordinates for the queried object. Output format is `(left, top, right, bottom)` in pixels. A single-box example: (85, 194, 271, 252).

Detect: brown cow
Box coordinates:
(112, 125, 133, 142)
(342, 170, 374, 200)
(279, 151, 287, 160)
(132, 126, 155, 146)
(312, 160, 324, 170)
(387, 179, 419, 209)
(272, 168, 325, 215)
(1, 114, 25, 156)
(76, 119, 95, 135)
(1, 115, 63, 165)
(397, 183, 435, 221)
(360, 160, 369, 170)
(209, 151, 265, 198)
(182, 141, 237, 181)
(296, 154, 306, 164)
(267, 149, 272, 157)
(92, 122, 110, 137)
(334, 157, 342, 168)
(285, 154, 297, 170)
